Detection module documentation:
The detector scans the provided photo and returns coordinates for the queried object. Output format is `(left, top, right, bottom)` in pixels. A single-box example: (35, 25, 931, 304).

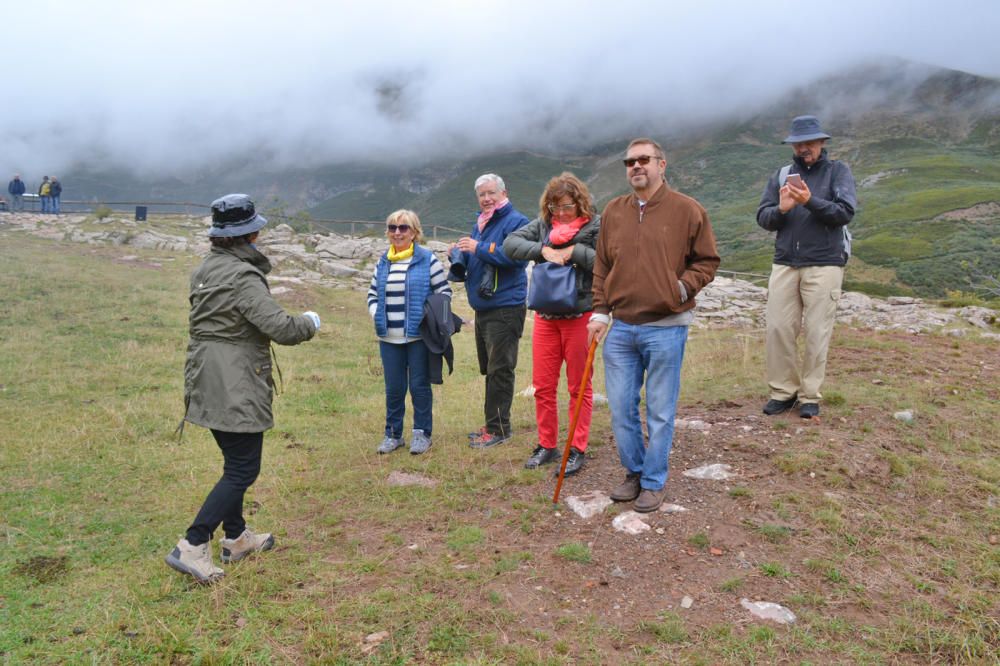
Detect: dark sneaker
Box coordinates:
(610, 472, 641, 502)
(220, 528, 275, 563)
(555, 449, 585, 477)
(799, 403, 820, 419)
(634, 488, 666, 513)
(763, 396, 797, 415)
(469, 431, 512, 448)
(467, 427, 488, 439)
(524, 445, 558, 469)
(377, 436, 405, 454)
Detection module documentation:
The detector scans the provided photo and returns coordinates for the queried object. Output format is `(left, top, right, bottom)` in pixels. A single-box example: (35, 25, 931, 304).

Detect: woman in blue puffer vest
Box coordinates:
(366, 210, 451, 455)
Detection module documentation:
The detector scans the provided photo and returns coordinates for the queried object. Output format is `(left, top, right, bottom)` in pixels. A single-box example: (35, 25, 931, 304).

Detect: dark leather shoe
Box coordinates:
(799, 403, 820, 419)
(763, 396, 797, 415)
(555, 449, 585, 477)
(610, 472, 641, 502)
(524, 445, 559, 469)
(634, 488, 666, 513)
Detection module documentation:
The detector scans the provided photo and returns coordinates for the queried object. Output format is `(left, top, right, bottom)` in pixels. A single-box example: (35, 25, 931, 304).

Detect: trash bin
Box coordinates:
(135, 206, 147, 221)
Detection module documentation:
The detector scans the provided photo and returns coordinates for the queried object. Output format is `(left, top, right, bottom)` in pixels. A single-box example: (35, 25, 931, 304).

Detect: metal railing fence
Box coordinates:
(8, 198, 469, 240)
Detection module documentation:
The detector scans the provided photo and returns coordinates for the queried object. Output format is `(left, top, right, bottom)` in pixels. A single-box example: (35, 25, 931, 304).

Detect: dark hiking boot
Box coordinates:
(634, 488, 666, 513)
(763, 396, 797, 415)
(555, 449, 585, 477)
(524, 445, 559, 469)
(610, 472, 641, 502)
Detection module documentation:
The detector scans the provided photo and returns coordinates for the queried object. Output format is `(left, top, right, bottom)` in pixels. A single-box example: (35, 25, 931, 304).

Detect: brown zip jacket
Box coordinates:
(592, 184, 719, 325)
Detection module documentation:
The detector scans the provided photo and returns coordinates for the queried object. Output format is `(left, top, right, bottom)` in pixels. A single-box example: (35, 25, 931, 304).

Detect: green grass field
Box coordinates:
(1, 229, 998, 664)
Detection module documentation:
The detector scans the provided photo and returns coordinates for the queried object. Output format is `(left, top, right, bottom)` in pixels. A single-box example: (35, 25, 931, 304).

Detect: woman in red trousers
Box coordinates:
(503, 173, 600, 475)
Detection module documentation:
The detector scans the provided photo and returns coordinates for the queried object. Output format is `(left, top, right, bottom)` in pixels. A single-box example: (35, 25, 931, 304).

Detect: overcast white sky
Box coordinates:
(3, 0, 999, 178)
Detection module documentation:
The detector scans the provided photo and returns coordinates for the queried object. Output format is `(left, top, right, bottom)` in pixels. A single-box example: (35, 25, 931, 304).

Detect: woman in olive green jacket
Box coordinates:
(166, 194, 320, 584)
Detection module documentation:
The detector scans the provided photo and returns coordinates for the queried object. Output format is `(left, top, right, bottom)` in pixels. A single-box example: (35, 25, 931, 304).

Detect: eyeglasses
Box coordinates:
(386, 224, 411, 233)
(623, 155, 660, 167)
(546, 203, 577, 213)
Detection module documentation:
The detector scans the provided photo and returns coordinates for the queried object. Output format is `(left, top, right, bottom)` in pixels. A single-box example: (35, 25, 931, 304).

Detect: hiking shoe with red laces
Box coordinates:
(468, 431, 512, 448)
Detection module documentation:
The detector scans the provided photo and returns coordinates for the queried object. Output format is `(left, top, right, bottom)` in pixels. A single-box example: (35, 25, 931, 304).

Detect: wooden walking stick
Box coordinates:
(553, 338, 599, 504)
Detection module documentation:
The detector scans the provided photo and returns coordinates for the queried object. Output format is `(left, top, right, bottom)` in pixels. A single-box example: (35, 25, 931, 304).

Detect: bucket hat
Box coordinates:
(782, 115, 831, 144)
(208, 193, 267, 237)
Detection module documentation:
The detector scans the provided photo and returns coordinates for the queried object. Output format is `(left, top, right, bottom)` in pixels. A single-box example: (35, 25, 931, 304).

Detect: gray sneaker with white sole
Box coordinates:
(377, 436, 405, 454)
(410, 429, 432, 455)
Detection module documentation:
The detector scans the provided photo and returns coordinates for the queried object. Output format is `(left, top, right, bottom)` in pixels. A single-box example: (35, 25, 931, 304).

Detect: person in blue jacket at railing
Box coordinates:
(451, 173, 530, 448)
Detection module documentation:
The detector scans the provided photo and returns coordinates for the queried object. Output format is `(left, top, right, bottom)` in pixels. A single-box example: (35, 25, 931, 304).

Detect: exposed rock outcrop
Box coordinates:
(2, 212, 996, 337)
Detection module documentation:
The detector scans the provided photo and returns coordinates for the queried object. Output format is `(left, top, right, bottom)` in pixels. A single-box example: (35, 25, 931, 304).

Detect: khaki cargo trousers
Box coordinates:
(765, 264, 844, 404)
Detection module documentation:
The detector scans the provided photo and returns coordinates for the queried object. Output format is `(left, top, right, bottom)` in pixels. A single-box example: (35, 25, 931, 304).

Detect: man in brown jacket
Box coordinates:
(587, 138, 719, 512)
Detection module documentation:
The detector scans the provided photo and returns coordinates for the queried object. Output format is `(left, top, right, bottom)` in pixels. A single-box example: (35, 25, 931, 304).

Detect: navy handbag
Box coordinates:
(527, 261, 577, 314)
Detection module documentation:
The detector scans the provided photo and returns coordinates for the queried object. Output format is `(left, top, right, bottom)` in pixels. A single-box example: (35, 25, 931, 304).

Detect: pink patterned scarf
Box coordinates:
(477, 198, 509, 232)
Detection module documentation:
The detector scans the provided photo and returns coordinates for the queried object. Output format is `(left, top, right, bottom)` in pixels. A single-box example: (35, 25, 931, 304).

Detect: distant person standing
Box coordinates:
(756, 115, 857, 419)
(49, 177, 62, 214)
(38, 176, 51, 213)
(166, 193, 320, 584)
(453, 173, 530, 448)
(7, 174, 26, 211)
(587, 138, 719, 513)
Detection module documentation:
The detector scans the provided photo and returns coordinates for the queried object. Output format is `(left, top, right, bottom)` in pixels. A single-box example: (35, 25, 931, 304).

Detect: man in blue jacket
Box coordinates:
(7, 174, 26, 211)
(756, 115, 857, 419)
(454, 173, 530, 447)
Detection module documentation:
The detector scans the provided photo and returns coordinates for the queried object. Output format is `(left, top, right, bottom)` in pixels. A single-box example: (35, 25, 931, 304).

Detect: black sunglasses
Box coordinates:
(386, 224, 411, 233)
(623, 155, 660, 167)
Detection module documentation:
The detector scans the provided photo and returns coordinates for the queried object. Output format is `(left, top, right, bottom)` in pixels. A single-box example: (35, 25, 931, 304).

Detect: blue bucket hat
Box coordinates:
(208, 193, 268, 237)
(782, 115, 831, 144)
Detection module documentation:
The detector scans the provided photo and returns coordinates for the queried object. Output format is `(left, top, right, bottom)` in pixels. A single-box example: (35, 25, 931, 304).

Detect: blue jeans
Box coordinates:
(603, 321, 688, 491)
(380, 340, 432, 438)
(51, 195, 60, 214)
(40, 195, 50, 213)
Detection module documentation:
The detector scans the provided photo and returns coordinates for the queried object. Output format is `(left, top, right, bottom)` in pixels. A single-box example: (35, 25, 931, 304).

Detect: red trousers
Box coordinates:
(532, 313, 593, 452)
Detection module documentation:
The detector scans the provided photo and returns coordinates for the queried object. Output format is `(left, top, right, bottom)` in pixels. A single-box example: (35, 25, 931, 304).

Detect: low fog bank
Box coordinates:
(3, 1, 998, 181)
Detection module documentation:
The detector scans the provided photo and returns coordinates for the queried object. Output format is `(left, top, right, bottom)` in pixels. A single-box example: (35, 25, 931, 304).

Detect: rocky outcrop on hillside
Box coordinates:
(2, 212, 997, 338)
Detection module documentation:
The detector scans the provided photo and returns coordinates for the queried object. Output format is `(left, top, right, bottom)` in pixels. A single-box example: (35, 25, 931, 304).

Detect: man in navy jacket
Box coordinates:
(756, 115, 857, 419)
(7, 174, 26, 211)
(454, 173, 529, 447)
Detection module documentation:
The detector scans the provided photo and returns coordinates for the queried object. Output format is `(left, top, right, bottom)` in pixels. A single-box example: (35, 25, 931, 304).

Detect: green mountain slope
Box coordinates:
(59, 62, 1000, 298)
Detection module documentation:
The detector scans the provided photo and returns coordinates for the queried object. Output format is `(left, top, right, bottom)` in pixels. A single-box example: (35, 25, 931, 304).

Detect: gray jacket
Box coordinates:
(503, 215, 600, 314)
(184, 243, 315, 432)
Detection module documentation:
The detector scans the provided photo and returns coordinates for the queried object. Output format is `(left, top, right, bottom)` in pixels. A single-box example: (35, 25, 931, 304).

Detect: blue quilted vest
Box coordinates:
(374, 244, 432, 338)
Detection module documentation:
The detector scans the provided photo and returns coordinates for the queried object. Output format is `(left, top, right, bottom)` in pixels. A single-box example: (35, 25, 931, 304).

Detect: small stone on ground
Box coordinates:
(682, 463, 735, 480)
(566, 491, 614, 519)
(740, 599, 796, 624)
(612, 511, 651, 534)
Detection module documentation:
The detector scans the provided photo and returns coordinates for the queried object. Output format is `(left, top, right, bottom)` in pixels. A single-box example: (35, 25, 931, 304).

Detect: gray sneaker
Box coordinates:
(410, 429, 432, 455)
(377, 436, 405, 454)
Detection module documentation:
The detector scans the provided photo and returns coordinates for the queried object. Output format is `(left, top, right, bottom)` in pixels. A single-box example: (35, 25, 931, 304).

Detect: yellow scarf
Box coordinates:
(388, 243, 414, 262)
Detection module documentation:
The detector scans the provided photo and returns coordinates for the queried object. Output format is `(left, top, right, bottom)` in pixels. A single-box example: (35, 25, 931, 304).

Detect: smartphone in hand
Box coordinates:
(785, 173, 804, 189)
